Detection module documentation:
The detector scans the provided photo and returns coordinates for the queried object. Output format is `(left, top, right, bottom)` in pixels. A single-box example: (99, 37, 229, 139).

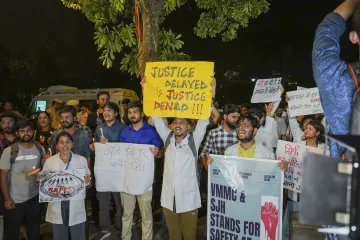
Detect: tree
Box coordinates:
(61, 0, 270, 78)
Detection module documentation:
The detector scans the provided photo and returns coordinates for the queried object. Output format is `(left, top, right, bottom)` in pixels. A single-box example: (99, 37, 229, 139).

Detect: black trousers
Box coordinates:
(4, 195, 42, 240)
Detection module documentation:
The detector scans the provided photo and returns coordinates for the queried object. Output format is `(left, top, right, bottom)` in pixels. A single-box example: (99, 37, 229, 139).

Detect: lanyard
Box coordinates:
(64, 153, 72, 171)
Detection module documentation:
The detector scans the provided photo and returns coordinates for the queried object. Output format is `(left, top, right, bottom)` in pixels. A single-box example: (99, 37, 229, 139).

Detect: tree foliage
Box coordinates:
(61, 0, 269, 76)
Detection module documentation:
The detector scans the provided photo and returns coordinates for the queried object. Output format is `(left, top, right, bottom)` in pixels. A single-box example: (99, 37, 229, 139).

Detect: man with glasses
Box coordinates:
(50, 105, 92, 168)
(87, 91, 110, 133)
(0, 121, 45, 240)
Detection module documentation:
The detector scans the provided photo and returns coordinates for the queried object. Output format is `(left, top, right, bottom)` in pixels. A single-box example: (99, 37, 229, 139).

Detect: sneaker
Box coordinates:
(92, 231, 111, 240)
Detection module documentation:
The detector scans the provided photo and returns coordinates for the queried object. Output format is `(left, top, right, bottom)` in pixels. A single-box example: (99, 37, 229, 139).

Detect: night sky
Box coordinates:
(0, 0, 358, 104)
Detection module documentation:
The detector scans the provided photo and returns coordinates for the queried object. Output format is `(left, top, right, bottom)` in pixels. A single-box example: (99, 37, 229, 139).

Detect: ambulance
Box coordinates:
(28, 85, 139, 114)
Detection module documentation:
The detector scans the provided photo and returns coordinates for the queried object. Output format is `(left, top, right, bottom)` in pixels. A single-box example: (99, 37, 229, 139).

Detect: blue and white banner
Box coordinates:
(207, 155, 283, 240)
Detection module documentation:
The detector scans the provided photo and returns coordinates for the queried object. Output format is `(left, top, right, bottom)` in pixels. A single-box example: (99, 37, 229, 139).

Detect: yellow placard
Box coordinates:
(144, 61, 214, 119)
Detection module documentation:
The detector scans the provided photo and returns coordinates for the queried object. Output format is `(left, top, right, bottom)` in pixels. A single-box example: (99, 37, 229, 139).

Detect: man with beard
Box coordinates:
(0, 121, 45, 240)
(207, 116, 287, 171)
(50, 105, 92, 168)
(87, 91, 110, 133)
(119, 100, 161, 240)
(199, 104, 240, 240)
(200, 104, 240, 170)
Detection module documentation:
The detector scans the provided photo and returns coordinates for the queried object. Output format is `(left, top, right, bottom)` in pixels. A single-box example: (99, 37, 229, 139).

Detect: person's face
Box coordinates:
(0, 117, 15, 133)
(128, 107, 142, 124)
(237, 119, 257, 143)
(275, 108, 284, 117)
(103, 107, 117, 122)
(56, 135, 73, 154)
(240, 107, 248, 116)
(17, 126, 34, 143)
(97, 94, 109, 109)
(296, 115, 304, 123)
(81, 106, 87, 114)
(224, 112, 240, 129)
(173, 118, 190, 137)
(59, 112, 75, 129)
(3, 103, 12, 111)
(122, 104, 128, 111)
(38, 113, 50, 128)
(304, 124, 319, 139)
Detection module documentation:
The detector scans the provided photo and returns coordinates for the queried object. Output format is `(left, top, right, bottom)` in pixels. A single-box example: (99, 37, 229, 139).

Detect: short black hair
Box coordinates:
(223, 104, 240, 115)
(238, 115, 260, 129)
(122, 98, 131, 105)
(56, 131, 73, 144)
(128, 100, 143, 112)
(97, 91, 110, 100)
(248, 108, 265, 119)
(59, 105, 77, 118)
(16, 120, 32, 131)
(0, 111, 16, 122)
(353, 1, 360, 36)
(37, 111, 50, 120)
(104, 101, 120, 115)
(3, 100, 12, 105)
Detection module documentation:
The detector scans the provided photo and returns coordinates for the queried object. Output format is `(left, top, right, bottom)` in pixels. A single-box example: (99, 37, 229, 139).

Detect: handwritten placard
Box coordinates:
(39, 169, 86, 202)
(94, 142, 154, 194)
(143, 61, 214, 119)
(276, 140, 328, 193)
(287, 87, 324, 117)
(250, 78, 282, 103)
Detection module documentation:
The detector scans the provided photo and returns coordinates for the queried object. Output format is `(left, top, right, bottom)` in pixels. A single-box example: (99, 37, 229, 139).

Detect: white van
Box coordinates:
(28, 85, 139, 114)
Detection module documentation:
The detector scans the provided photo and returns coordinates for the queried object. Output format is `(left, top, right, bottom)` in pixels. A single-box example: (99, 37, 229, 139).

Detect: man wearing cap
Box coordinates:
(47, 99, 64, 129)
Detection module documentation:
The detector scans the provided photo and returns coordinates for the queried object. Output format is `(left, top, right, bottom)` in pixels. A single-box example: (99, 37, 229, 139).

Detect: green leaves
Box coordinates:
(61, 0, 270, 75)
(195, 0, 269, 41)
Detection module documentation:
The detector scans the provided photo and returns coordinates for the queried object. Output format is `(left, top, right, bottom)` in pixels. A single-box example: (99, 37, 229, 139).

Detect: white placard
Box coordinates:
(276, 140, 329, 193)
(251, 78, 282, 103)
(39, 169, 86, 202)
(287, 87, 324, 117)
(94, 143, 154, 194)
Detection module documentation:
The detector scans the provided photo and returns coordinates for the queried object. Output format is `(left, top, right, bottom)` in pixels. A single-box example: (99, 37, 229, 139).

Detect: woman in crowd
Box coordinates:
(41, 132, 90, 240)
(34, 111, 53, 149)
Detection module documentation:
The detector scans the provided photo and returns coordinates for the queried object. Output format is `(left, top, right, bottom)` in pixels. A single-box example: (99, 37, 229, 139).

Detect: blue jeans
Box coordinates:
(282, 200, 300, 240)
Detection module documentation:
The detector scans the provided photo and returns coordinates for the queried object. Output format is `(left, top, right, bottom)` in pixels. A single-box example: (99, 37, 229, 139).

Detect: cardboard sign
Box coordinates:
(94, 143, 154, 194)
(251, 78, 282, 103)
(287, 88, 324, 117)
(39, 169, 86, 202)
(208, 155, 283, 240)
(143, 61, 214, 119)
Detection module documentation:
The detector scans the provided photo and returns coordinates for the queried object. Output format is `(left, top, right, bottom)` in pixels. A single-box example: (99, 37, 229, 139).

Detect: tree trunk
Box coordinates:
(137, 0, 164, 78)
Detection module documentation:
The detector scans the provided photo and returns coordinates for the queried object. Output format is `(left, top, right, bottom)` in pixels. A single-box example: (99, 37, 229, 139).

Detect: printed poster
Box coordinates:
(143, 61, 214, 119)
(94, 142, 154, 195)
(276, 140, 329, 193)
(287, 87, 324, 117)
(251, 78, 282, 103)
(39, 169, 86, 202)
(208, 155, 283, 240)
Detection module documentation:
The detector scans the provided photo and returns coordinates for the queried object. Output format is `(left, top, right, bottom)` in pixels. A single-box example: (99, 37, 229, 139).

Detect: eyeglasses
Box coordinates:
(237, 123, 252, 129)
(0, 121, 14, 126)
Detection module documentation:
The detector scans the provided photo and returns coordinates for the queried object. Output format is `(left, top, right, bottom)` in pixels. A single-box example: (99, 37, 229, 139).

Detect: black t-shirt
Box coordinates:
(87, 111, 104, 133)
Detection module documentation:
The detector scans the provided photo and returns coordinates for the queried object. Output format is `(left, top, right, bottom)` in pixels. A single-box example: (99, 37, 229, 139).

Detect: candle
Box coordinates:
(48, 148, 52, 156)
(100, 128, 104, 137)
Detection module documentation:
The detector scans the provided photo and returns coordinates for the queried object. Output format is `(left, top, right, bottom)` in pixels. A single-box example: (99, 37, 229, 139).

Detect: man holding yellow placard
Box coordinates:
(141, 62, 216, 239)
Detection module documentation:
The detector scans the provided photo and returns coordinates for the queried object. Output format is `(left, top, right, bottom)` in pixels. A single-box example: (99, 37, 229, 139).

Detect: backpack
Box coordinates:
(164, 132, 200, 184)
(9, 141, 44, 186)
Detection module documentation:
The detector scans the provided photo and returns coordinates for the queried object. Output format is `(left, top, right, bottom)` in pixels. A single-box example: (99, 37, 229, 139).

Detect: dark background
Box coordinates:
(0, 0, 357, 108)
